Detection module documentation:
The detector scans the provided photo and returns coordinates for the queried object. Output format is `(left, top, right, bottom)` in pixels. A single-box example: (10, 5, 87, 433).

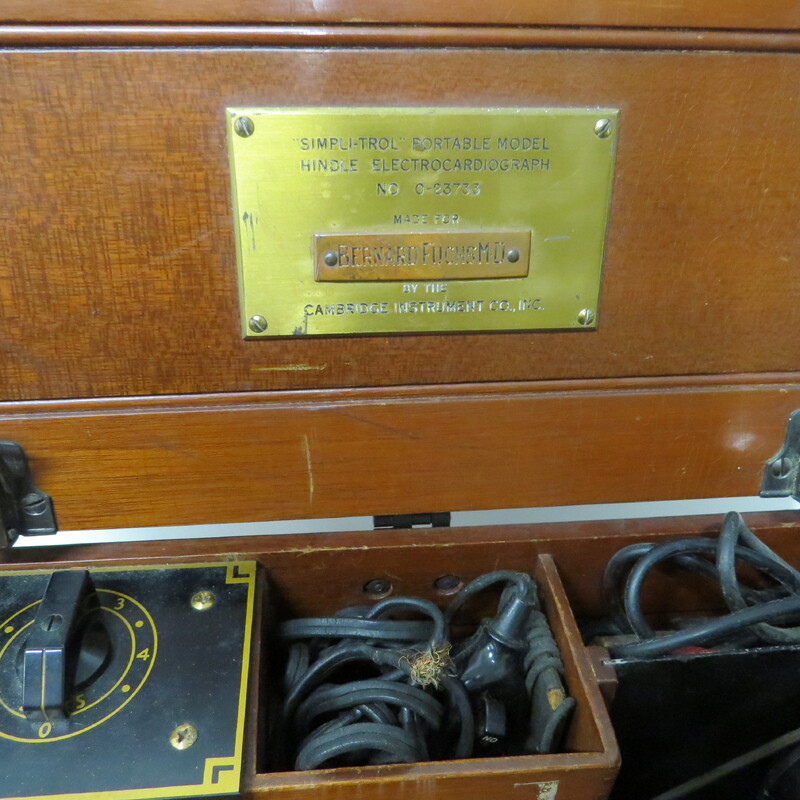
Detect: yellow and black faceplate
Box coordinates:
(0, 562, 257, 800)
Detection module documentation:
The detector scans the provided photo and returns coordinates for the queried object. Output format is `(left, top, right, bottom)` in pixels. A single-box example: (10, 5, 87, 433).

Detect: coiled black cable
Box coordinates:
(277, 570, 573, 770)
(605, 512, 800, 659)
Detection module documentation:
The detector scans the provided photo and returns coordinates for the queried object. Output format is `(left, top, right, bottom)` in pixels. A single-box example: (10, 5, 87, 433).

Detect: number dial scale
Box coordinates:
(0, 563, 256, 800)
(0, 587, 156, 742)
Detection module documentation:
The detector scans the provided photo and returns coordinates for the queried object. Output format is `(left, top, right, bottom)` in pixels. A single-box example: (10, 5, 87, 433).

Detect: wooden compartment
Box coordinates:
(2, 533, 620, 800)
(9, 511, 800, 798)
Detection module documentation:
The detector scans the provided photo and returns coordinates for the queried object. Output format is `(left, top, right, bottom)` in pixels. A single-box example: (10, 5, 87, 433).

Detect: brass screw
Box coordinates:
(191, 591, 215, 611)
(324, 251, 339, 267)
(506, 249, 520, 263)
(594, 118, 613, 138)
(233, 116, 255, 138)
(169, 724, 198, 750)
(248, 315, 268, 334)
(577, 308, 595, 326)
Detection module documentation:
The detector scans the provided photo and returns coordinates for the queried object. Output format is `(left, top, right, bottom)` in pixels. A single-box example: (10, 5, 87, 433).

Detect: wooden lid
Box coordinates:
(1, 0, 798, 30)
(0, 36, 798, 531)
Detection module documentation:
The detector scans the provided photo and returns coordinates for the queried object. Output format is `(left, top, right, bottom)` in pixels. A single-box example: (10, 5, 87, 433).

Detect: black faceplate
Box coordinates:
(0, 562, 257, 800)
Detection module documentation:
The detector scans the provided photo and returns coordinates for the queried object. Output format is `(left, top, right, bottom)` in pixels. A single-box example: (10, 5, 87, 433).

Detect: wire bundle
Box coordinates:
(604, 511, 800, 659)
(277, 570, 573, 770)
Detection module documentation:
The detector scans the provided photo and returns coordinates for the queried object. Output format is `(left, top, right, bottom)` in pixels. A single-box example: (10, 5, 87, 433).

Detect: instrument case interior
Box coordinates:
(0, 3, 798, 799)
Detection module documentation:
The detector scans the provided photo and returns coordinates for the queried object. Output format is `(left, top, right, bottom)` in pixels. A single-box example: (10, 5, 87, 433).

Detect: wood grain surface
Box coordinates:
(1, 48, 798, 401)
(1, 26, 799, 51)
(1, 0, 797, 30)
(2, 380, 798, 530)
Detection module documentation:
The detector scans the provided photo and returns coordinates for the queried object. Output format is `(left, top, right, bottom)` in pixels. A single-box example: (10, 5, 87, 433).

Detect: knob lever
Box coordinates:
(22, 570, 99, 729)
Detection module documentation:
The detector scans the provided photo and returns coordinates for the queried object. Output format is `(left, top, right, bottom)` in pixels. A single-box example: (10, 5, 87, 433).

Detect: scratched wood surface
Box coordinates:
(1, 48, 798, 401)
(1, 379, 797, 530)
(1, 0, 798, 29)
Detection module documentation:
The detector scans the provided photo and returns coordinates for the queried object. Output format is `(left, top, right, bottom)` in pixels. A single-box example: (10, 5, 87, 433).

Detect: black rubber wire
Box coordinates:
(295, 722, 422, 770)
(279, 571, 570, 769)
(294, 679, 444, 734)
(283, 643, 406, 718)
(600, 511, 800, 661)
(717, 511, 800, 644)
(446, 570, 537, 624)
(622, 537, 800, 641)
(610, 594, 800, 658)
(279, 618, 435, 643)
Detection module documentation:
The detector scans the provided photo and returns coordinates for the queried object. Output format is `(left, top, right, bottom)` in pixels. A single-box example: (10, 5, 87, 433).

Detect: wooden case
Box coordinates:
(0, 4, 798, 799)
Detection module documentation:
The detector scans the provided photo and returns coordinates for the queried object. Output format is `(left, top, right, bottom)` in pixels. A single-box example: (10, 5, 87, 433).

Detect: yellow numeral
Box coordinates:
(37, 721, 52, 739)
(114, 597, 126, 610)
(136, 647, 150, 661)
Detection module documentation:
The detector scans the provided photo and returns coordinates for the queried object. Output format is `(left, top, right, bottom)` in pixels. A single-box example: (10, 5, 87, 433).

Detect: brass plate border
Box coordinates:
(227, 107, 618, 338)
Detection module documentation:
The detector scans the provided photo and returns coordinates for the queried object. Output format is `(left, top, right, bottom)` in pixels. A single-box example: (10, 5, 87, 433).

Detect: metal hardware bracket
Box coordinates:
(0, 442, 57, 548)
(373, 512, 451, 530)
(761, 410, 800, 503)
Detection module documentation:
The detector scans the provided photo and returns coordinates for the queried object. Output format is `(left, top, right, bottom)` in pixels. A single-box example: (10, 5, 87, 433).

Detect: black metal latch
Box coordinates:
(0, 442, 57, 547)
(373, 512, 451, 530)
(761, 410, 800, 503)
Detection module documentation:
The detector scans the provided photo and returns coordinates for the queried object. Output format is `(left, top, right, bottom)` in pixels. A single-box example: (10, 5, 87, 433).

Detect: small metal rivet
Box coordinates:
(233, 116, 255, 138)
(248, 315, 268, 334)
(506, 249, 520, 263)
(324, 251, 339, 267)
(433, 574, 463, 595)
(577, 308, 595, 327)
(363, 579, 392, 598)
(191, 591, 215, 611)
(594, 118, 612, 139)
(169, 724, 198, 750)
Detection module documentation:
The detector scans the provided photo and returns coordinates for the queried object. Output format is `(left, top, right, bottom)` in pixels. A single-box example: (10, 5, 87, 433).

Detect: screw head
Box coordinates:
(577, 308, 595, 327)
(191, 591, 215, 611)
(169, 724, 198, 750)
(433, 574, 463, 595)
(363, 578, 392, 598)
(594, 118, 613, 138)
(21, 492, 48, 514)
(324, 251, 339, 267)
(248, 315, 268, 334)
(233, 116, 255, 138)
(506, 249, 520, 263)
(772, 457, 795, 479)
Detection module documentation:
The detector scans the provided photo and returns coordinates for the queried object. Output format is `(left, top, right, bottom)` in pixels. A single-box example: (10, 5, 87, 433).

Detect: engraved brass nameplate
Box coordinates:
(314, 231, 531, 282)
(227, 107, 618, 337)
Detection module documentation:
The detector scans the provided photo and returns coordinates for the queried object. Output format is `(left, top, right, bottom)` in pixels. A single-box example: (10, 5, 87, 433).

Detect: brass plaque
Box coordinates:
(314, 231, 531, 282)
(227, 107, 618, 337)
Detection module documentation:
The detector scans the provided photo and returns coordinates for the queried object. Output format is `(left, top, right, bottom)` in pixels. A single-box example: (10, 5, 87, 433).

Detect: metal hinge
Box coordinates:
(761, 410, 800, 503)
(0, 442, 58, 548)
(373, 512, 451, 530)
